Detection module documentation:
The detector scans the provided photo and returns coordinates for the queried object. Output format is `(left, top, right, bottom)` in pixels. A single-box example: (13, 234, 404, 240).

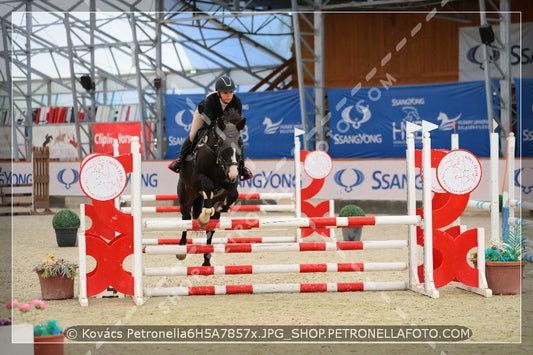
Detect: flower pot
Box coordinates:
(342, 228, 362, 241)
(36, 270, 74, 300)
(34, 332, 64, 355)
(54, 227, 78, 247)
(485, 260, 526, 295)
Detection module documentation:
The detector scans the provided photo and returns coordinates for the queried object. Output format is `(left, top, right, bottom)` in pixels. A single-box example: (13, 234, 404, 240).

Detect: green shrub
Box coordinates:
(52, 209, 80, 229)
(339, 204, 365, 217)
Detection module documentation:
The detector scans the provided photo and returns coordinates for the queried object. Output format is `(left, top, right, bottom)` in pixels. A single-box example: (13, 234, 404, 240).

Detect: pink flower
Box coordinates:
(6, 301, 17, 309)
(18, 303, 32, 313)
(31, 299, 45, 310)
(6, 300, 19, 309)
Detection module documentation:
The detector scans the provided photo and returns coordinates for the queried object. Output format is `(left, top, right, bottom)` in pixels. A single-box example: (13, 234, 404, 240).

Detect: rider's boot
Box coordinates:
(238, 160, 253, 181)
(168, 136, 193, 173)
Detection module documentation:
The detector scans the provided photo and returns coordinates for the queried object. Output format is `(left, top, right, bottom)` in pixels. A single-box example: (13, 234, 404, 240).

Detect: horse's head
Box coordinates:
(215, 109, 246, 182)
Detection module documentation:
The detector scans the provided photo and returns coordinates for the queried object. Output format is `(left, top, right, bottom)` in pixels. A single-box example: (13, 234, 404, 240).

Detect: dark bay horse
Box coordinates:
(177, 108, 246, 266)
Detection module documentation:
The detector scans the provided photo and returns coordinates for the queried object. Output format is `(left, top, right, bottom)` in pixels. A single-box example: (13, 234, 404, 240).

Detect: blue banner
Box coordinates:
(514, 78, 533, 157)
(327, 81, 491, 158)
(165, 90, 304, 159)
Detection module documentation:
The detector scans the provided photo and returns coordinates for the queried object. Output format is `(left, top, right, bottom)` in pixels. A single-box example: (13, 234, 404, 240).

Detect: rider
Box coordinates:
(169, 75, 252, 181)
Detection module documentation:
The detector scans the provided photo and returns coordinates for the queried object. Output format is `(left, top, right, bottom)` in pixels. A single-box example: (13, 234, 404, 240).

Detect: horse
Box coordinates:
(177, 108, 246, 266)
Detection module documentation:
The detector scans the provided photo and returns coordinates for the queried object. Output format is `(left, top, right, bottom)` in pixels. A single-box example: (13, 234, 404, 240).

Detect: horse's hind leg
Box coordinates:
(203, 211, 220, 267)
(203, 230, 214, 266)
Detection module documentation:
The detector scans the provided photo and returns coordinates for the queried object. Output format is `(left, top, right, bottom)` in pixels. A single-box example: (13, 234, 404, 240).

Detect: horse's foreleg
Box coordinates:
(198, 191, 215, 228)
(203, 230, 214, 266)
(176, 230, 188, 260)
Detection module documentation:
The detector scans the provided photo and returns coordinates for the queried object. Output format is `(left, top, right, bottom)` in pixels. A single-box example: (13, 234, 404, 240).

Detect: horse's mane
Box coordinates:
(220, 108, 242, 125)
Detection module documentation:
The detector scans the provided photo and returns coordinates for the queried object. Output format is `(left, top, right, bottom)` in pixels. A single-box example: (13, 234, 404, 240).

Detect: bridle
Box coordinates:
(198, 120, 242, 173)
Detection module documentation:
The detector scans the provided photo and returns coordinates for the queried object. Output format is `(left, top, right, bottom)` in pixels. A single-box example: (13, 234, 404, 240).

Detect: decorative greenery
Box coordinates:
(339, 204, 366, 217)
(34, 320, 62, 336)
(33, 254, 78, 279)
(52, 209, 80, 229)
(480, 225, 527, 262)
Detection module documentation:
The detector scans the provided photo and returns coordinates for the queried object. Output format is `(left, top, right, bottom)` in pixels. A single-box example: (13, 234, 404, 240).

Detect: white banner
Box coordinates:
(32, 124, 89, 160)
(2, 158, 531, 203)
(459, 22, 533, 81)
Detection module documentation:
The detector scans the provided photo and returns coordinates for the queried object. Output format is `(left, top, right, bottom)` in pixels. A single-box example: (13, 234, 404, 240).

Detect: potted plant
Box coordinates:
(52, 209, 80, 247)
(33, 254, 78, 300)
(2, 300, 64, 355)
(338, 204, 366, 241)
(472, 225, 527, 295)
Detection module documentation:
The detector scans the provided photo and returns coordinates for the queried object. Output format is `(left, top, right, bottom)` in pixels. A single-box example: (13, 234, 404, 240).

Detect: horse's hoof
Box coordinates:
(176, 254, 186, 260)
(202, 261, 211, 267)
(198, 211, 210, 228)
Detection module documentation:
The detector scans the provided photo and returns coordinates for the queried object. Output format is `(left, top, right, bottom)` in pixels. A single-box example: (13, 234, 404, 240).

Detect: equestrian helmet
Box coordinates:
(215, 75, 236, 92)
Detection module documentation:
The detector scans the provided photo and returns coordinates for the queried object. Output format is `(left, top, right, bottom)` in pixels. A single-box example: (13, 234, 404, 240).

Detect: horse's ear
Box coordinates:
(217, 118, 225, 131)
(237, 117, 246, 131)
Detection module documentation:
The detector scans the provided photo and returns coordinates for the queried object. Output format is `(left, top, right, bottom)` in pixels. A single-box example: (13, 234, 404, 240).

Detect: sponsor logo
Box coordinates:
(333, 100, 382, 145)
(239, 171, 295, 189)
(466, 45, 500, 69)
(175, 109, 195, 132)
(263, 117, 283, 134)
(167, 136, 188, 147)
(333, 168, 364, 193)
(337, 100, 371, 132)
(94, 133, 139, 148)
(515, 168, 533, 194)
(436, 112, 461, 131)
(57, 169, 79, 190)
(467, 44, 532, 68)
(262, 117, 295, 135)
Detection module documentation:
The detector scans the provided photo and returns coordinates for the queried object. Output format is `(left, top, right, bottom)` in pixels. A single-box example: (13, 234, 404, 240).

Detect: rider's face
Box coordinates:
(218, 91, 234, 104)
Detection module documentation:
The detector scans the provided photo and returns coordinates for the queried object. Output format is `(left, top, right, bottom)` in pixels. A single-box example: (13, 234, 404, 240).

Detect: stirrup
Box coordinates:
(168, 158, 181, 173)
(240, 166, 253, 181)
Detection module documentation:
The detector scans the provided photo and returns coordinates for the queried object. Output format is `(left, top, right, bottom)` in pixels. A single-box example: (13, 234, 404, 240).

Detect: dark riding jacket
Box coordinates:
(198, 92, 243, 129)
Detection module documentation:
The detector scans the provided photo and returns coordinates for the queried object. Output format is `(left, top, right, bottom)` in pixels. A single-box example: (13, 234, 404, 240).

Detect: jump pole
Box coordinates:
(143, 215, 421, 232)
(144, 281, 408, 297)
(143, 236, 297, 245)
(143, 240, 409, 255)
(144, 262, 407, 276)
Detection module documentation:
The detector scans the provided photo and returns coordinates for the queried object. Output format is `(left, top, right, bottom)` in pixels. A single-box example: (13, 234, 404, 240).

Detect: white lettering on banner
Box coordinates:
(94, 133, 138, 147)
(391, 98, 425, 106)
(167, 136, 187, 147)
(332, 133, 382, 145)
(523, 129, 533, 142)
